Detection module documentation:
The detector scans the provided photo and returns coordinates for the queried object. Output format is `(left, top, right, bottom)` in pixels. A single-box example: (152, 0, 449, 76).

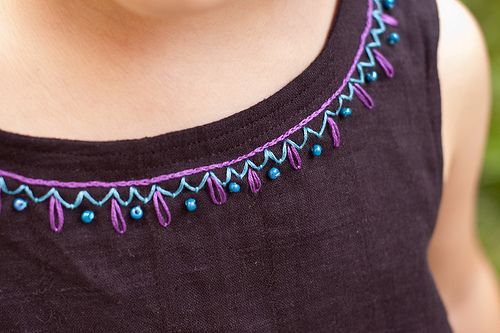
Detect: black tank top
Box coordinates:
(0, 0, 452, 331)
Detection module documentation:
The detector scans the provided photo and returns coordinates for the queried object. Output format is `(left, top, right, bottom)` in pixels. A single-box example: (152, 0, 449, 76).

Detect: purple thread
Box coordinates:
(353, 83, 375, 109)
(49, 196, 64, 233)
(247, 169, 262, 194)
(207, 176, 227, 205)
(287, 145, 302, 170)
(327, 118, 341, 148)
(153, 191, 171, 227)
(381, 13, 398, 27)
(111, 199, 127, 234)
(373, 49, 395, 78)
(0, 0, 374, 189)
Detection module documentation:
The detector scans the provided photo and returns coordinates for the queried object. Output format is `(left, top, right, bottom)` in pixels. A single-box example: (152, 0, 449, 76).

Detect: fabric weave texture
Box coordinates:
(0, 0, 451, 331)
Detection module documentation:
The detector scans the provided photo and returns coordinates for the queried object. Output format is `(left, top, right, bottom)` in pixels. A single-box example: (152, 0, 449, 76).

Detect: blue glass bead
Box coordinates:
(383, 0, 396, 10)
(185, 198, 197, 212)
(13, 198, 27, 212)
(311, 144, 323, 157)
(130, 205, 144, 220)
(387, 32, 400, 45)
(365, 71, 378, 83)
(267, 167, 281, 180)
(81, 210, 95, 224)
(339, 107, 353, 118)
(228, 182, 241, 193)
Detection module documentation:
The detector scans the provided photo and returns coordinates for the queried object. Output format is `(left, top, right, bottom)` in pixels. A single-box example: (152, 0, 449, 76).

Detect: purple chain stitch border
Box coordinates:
(0, 0, 373, 189)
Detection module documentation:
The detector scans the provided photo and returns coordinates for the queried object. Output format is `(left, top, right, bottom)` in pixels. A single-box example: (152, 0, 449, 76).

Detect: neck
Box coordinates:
(3, 0, 288, 66)
(0, 0, 337, 140)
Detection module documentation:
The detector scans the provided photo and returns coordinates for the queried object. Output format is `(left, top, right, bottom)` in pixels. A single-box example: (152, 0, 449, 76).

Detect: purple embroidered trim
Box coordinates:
(0, 0, 401, 235)
(0, 0, 374, 190)
(327, 118, 341, 148)
(381, 13, 398, 27)
(153, 191, 172, 228)
(111, 199, 127, 234)
(287, 145, 302, 170)
(207, 176, 228, 205)
(49, 196, 64, 233)
(247, 169, 262, 194)
(353, 83, 375, 109)
(373, 49, 395, 78)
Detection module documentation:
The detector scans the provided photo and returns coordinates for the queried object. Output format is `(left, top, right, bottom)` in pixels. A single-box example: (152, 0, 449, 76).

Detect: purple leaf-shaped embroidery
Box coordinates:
(111, 199, 127, 234)
(287, 145, 302, 170)
(381, 13, 398, 27)
(207, 176, 227, 205)
(327, 117, 341, 148)
(353, 83, 375, 109)
(153, 191, 172, 228)
(49, 196, 64, 233)
(373, 49, 395, 78)
(247, 169, 262, 194)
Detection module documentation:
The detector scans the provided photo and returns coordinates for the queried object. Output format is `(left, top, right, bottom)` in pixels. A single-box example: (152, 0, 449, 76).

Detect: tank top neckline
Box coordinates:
(0, 0, 402, 234)
(0, 0, 368, 174)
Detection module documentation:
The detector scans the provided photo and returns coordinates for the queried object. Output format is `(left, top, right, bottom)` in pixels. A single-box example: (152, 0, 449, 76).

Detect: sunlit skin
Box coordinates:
(0, 0, 498, 331)
(0, 0, 336, 140)
(430, 1, 500, 331)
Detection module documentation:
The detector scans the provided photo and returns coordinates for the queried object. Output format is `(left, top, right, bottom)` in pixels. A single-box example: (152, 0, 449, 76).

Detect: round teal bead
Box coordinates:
(130, 205, 144, 220)
(339, 107, 353, 117)
(383, 0, 396, 10)
(365, 71, 378, 83)
(311, 144, 323, 157)
(228, 182, 241, 193)
(81, 210, 95, 224)
(13, 198, 28, 212)
(267, 167, 281, 180)
(185, 198, 197, 212)
(387, 32, 400, 45)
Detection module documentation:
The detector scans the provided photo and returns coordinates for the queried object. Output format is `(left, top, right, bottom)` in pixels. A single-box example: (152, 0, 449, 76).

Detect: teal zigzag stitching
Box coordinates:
(0, 0, 388, 210)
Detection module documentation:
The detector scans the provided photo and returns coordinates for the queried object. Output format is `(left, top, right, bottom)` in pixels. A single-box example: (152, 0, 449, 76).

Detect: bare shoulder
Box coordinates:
(437, 0, 491, 181)
(430, 4, 500, 332)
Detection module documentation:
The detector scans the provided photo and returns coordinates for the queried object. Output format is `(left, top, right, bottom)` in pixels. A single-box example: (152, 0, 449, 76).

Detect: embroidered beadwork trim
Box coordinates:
(0, 0, 398, 233)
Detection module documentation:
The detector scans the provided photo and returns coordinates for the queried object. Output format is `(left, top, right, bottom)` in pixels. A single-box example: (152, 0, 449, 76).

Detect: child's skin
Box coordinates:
(0, 0, 498, 331)
(0, 0, 337, 140)
(431, 1, 500, 331)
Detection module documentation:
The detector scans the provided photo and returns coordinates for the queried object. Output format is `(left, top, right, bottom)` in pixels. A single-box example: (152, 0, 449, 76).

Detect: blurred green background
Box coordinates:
(462, 0, 500, 272)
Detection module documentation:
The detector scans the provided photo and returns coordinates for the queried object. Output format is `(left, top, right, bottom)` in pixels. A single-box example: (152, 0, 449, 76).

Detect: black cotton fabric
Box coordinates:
(0, 0, 452, 331)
